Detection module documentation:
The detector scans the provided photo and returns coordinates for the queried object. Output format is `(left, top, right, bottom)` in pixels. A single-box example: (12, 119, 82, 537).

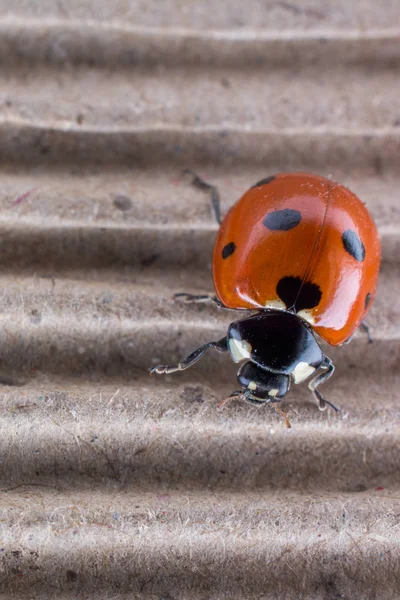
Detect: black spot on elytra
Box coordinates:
(264, 209, 302, 231)
(277, 276, 322, 311)
(222, 241, 236, 259)
(365, 292, 372, 309)
(252, 175, 276, 188)
(342, 230, 365, 262)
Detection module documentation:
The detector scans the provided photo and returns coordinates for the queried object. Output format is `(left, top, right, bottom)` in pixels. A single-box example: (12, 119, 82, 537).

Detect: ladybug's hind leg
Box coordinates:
(360, 321, 374, 344)
(149, 337, 227, 375)
(344, 321, 374, 345)
(182, 169, 222, 225)
(308, 357, 339, 412)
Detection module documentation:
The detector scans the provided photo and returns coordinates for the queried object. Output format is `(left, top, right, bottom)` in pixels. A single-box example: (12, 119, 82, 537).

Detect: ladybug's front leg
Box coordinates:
(149, 337, 228, 375)
(308, 357, 339, 412)
(182, 169, 222, 224)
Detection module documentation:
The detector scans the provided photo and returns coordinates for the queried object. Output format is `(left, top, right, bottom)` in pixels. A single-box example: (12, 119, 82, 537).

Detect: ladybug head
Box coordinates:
(236, 361, 290, 404)
(226, 311, 325, 405)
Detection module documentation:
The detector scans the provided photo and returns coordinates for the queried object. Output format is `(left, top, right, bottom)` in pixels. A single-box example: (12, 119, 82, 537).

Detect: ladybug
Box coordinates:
(150, 172, 380, 411)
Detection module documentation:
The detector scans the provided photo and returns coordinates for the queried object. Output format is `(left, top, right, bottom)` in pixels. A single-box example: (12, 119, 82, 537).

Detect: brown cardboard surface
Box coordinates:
(0, 1, 399, 598)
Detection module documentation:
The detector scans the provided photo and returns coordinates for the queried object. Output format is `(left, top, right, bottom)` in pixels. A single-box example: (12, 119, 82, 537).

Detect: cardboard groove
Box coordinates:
(1, 21, 400, 68)
(1, 125, 400, 169)
(0, 421, 398, 492)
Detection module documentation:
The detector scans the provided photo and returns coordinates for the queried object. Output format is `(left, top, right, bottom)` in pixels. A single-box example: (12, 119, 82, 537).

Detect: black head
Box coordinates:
(237, 361, 290, 404)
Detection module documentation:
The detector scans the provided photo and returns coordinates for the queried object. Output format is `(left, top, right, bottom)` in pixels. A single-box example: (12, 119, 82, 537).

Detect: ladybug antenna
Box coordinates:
(274, 405, 292, 429)
(217, 391, 243, 409)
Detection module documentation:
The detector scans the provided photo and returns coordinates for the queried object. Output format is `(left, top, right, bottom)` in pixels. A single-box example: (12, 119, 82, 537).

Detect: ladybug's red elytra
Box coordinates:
(150, 172, 381, 411)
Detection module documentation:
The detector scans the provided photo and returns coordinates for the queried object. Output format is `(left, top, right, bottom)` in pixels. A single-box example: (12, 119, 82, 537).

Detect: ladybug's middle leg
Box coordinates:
(178, 170, 223, 307)
(308, 356, 338, 412)
(182, 169, 222, 225)
(149, 337, 228, 375)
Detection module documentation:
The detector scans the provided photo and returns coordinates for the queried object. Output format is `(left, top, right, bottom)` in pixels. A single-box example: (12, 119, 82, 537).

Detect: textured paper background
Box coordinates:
(0, 1, 398, 598)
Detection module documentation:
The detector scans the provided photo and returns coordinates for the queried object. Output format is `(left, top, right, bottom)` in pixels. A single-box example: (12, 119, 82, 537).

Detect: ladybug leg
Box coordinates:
(360, 321, 374, 344)
(308, 357, 339, 412)
(344, 321, 373, 345)
(149, 337, 227, 375)
(182, 169, 222, 225)
(343, 332, 355, 345)
(174, 292, 225, 308)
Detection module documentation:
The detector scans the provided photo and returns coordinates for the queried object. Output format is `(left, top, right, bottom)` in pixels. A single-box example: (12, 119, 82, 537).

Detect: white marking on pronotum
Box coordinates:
(297, 309, 316, 325)
(268, 388, 279, 397)
(292, 361, 316, 384)
(248, 381, 257, 391)
(228, 337, 252, 363)
(265, 299, 286, 310)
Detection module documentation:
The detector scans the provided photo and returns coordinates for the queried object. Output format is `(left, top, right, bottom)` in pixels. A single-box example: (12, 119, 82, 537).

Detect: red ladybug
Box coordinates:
(150, 172, 381, 411)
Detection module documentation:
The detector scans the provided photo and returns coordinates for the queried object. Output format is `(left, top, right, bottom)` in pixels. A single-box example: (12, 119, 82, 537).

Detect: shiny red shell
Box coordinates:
(213, 172, 380, 346)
